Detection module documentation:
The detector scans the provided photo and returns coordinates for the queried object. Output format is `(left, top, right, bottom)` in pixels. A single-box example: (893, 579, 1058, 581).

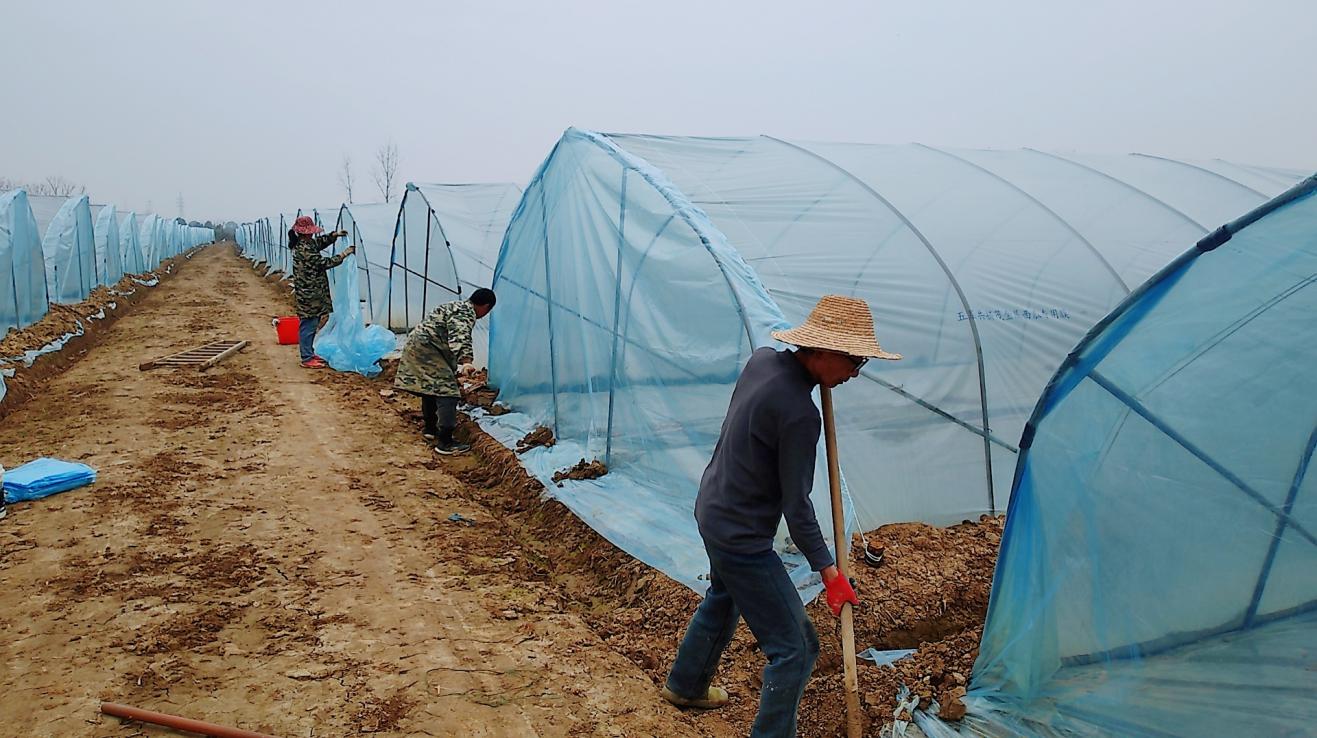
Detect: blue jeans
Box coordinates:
(667, 543, 820, 738)
(297, 315, 321, 362)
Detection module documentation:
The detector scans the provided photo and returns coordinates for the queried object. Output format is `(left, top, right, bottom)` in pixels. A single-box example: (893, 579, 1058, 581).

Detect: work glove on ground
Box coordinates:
(824, 574, 859, 617)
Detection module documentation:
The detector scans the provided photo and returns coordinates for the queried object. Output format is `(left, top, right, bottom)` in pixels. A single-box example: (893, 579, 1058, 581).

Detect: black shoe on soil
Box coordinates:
(422, 428, 438, 441)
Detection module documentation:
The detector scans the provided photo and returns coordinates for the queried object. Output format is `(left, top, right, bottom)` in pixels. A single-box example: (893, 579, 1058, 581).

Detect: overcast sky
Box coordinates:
(4, 0, 1315, 223)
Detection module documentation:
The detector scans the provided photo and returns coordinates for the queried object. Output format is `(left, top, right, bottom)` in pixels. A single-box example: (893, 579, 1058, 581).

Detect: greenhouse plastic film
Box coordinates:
(486, 128, 852, 597)
(963, 176, 1317, 735)
(315, 251, 395, 377)
(483, 129, 1308, 604)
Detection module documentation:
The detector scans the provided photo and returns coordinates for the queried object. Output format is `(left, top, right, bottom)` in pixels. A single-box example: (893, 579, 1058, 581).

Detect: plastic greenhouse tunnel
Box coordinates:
(118, 212, 145, 276)
(947, 175, 1317, 736)
(1, 190, 49, 332)
(483, 127, 1308, 597)
(29, 194, 97, 303)
(390, 182, 521, 365)
(91, 205, 123, 287)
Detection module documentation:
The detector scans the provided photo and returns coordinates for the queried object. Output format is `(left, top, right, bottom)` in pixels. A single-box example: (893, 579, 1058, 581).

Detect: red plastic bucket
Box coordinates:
(274, 316, 300, 345)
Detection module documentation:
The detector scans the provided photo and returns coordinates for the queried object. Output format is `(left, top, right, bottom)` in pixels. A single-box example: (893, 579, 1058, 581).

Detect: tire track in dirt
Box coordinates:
(0, 245, 712, 738)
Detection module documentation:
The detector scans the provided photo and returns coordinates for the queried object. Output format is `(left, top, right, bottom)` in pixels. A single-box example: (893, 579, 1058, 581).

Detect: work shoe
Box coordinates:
(422, 428, 438, 441)
(661, 685, 729, 710)
(433, 441, 472, 456)
(300, 357, 328, 369)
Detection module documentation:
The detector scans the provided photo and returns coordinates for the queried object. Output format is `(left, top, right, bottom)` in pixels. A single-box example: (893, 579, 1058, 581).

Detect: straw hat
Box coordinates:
(292, 215, 322, 236)
(771, 295, 901, 360)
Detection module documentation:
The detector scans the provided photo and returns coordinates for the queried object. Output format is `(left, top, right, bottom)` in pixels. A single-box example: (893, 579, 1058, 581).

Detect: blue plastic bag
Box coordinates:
(3, 457, 97, 502)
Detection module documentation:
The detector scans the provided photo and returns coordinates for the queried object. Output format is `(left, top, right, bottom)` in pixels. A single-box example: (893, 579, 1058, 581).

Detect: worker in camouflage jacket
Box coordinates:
(394, 289, 497, 454)
(290, 215, 354, 368)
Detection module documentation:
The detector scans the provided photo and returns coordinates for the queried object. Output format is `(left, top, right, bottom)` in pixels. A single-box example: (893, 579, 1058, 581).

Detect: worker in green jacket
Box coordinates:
(290, 215, 353, 368)
(394, 289, 497, 454)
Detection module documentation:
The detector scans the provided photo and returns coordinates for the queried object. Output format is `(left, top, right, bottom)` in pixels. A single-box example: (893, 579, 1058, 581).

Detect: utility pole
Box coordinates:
(177, 193, 185, 219)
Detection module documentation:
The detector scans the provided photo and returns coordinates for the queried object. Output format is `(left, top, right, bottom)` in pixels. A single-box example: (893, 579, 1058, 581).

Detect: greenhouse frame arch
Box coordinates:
(390, 182, 522, 364)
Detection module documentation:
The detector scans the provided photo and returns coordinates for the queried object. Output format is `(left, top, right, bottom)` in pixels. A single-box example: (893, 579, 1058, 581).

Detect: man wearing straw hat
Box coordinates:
(662, 295, 900, 738)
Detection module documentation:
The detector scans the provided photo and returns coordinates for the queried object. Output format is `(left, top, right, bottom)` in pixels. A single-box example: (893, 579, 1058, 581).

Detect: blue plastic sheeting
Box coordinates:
(315, 251, 395, 377)
(92, 205, 124, 286)
(954, 175, 1317, 736)
(36, 195, 98, 303)
(3, 458, 97, 503)
(0, 190, 49, 333)
(858, 648, 917, 666)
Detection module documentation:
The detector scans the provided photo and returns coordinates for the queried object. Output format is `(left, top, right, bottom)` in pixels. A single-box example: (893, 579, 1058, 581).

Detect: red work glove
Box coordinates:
(824, 572, 859, 617)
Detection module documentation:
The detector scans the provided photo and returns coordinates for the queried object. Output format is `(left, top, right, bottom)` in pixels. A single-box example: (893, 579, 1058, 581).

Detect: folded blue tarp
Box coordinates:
(3, 458, 97, 502)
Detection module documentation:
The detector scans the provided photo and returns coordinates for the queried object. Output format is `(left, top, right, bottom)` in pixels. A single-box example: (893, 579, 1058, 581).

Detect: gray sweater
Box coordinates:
(694, 348, 835, 572)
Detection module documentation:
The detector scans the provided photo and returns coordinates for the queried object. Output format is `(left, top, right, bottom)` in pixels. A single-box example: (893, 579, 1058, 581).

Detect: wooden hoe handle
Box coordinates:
(821, 387, 864, 738)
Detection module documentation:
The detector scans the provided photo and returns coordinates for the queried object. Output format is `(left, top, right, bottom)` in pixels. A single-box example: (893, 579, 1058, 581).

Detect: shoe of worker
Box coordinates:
(422, 428, 438, 441)
(300, 357, 328, 369)
(661, 685, 729, 710)
(433, 441, 472, 456)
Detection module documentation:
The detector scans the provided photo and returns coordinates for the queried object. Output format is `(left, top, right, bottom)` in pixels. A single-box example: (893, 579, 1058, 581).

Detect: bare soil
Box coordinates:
(0, 244, 998, 737)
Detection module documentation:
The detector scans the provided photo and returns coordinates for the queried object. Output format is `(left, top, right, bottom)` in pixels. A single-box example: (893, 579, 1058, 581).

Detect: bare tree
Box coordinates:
(338, 154, 356, 204)
(1, 175, 84, 196)
(42, 176, 84, 197)
(372, 142, 400, 203)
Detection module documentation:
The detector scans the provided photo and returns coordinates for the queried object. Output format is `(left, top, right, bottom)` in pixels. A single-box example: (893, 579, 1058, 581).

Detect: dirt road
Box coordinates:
(0, 246, 711, 737)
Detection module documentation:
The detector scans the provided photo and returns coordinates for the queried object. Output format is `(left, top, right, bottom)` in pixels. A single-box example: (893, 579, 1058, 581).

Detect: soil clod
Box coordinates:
(516, 425, 556, 454)
(551, 458, 609, 484)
